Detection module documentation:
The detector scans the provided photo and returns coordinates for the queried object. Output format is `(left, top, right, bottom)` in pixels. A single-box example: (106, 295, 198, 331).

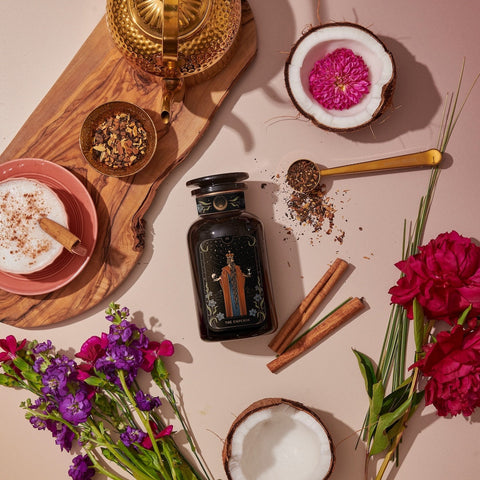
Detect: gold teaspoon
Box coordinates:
(287, 148, 443, 193)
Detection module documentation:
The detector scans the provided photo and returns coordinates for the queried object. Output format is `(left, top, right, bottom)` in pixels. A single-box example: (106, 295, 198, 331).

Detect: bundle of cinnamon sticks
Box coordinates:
(267, 258, 364, 373)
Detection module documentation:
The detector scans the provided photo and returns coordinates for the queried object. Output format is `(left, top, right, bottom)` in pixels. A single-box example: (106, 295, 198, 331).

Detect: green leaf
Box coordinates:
(9, 357, 41, 385)
(22, 369, 41, 385)
(1, 362, 18, 377)
(353, 349, 377, 399)
(84, 376, 106, 387)
(136, 447, 160, 470)
(101, 447, 116, 462)
(0, 374, 20, 387)
(369, 396, 413, 456)
(12, 356, 30, 371)
(458, 305, 472, 326)
(383, 391, 424, 442)
(380, 377, 412, 415)
(154, 358, 169, 381)
(368, 381, 385, 443)
(413, 298, 425, 354)
(408, 391, 425, 418)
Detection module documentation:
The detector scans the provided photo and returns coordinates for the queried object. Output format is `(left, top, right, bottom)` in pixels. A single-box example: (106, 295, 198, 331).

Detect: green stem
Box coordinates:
(117, 370, 170, 479)
(86, 450, 126, 480)
(158, 376, 211, 480)
(87, 420, 153, 480)
(360, 62, 479, 480)
(375, 368, 421, 480)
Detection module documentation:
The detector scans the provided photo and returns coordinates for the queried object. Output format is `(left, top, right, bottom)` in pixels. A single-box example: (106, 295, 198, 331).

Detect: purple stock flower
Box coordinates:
(41, 365, 70, 397)
(108, 320, 135, 343)
(58, 390, 92, 425)
(95, 343, 143, 386)
(29, 415, 48, 430)
(55, 423, 75, 451)
(112, 344, 143, 371)
(33, 340, 53, 354)
(33, 356, 45, 373)
(52, 354, 76, 371)
(106, 306, 130, 324)
(120, 425, 147, 447)
(68, 454, 95, 480)
(108, 319, 148, 349)
(29, 414, 73, 450)
(135, 390, 161, 411)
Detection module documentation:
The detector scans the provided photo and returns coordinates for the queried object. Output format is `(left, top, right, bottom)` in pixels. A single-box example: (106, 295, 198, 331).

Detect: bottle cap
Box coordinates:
(186, 172, 248, 196)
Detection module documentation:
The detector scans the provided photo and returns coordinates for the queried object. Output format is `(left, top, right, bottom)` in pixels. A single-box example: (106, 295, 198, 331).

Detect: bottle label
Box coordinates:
(198, 234, 267, 331)
(195, 191, 245, 215)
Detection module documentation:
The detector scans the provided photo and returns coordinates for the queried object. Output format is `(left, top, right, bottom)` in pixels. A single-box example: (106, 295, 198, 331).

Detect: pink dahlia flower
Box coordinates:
(309, 48, 371, 110)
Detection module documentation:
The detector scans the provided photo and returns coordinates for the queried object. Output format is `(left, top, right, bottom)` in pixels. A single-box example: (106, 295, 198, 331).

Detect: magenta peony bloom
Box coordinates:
(389, 231, 480, 325)
(309, 47, 370, 110)
(411, 324, 480, 417)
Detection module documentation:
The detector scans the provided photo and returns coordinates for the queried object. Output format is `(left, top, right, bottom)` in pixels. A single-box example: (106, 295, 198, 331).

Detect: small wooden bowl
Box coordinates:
(79, 101, 157, 177)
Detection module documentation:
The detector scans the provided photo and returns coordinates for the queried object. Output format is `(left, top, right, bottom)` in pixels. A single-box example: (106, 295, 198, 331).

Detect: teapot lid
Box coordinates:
(128, 0, 211, 40)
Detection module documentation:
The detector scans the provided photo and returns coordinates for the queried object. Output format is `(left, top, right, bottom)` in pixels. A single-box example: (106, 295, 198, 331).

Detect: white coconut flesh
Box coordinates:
(285, 23, 395, 131)
(226, 403, 334, 480)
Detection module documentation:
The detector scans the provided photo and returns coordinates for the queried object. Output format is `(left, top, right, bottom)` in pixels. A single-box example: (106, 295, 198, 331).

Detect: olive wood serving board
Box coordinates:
(0, 2, 256, 328)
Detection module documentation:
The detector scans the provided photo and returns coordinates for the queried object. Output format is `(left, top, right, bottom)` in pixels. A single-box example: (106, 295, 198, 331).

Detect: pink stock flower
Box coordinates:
(411, 324, 480, 417)
(141, 421, 174, 450)
(75, 334, 109, 378)
(141, 340, 174, 372)
(0, 335, 26, 362)
(309, 47, 370, 110)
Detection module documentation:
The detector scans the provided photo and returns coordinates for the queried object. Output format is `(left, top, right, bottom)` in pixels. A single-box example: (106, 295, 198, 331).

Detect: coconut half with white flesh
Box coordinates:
(223, 398, 335, 480)
(285, 22, 396, 132)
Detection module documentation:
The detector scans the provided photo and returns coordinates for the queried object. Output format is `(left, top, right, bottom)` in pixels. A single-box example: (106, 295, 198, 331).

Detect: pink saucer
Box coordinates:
(0, 158, 98, 295)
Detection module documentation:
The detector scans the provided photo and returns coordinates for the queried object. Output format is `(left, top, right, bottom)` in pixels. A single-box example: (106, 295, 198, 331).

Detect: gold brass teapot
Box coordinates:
(106, 0, 242, 124)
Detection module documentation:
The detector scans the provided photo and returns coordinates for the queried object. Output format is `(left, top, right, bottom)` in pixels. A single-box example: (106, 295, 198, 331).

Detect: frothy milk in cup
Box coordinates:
(0, 178, 69, 274)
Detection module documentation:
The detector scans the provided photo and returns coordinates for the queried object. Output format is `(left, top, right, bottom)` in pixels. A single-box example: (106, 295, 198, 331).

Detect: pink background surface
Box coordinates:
(1, 1, 480, 479)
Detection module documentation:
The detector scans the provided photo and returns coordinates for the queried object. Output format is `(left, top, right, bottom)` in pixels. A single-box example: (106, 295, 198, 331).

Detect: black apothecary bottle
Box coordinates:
(186, 172, 277, 341)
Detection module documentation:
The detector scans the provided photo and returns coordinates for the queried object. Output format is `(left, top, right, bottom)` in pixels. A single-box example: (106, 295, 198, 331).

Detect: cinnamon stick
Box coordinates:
(39, 217, 79, 252)
(267, 297, 364, 373)
(268, 258, 348, 354)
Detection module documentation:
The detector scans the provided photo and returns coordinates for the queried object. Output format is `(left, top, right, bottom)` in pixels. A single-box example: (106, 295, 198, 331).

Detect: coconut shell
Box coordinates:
(284, 22, 396, 133)
(222, 397, 336, 480)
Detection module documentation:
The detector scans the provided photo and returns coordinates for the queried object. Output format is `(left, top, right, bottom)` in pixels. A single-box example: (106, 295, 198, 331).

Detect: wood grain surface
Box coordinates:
(0, 2, 257, 328)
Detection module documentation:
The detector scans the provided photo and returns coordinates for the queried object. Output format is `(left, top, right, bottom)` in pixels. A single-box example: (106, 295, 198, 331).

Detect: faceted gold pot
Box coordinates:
(106, 0, 242, 123)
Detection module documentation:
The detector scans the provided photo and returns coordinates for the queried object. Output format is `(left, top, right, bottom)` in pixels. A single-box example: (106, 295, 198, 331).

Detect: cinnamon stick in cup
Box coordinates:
(267, 297, 364, 373)
(269, 258, 348, 354)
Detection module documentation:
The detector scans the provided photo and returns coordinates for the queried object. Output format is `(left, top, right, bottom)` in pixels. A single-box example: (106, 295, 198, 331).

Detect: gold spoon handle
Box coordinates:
(319, 148, 442, 177)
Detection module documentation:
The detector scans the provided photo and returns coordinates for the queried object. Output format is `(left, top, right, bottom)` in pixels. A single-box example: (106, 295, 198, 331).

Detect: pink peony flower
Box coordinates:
(389, 231, 480, 326)
(411, 324, 480, 417)
(309, 47, 370, 110)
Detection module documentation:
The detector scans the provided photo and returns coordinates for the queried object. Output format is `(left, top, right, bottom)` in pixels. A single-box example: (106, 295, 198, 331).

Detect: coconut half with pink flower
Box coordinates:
(285, 22, 396, 132)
